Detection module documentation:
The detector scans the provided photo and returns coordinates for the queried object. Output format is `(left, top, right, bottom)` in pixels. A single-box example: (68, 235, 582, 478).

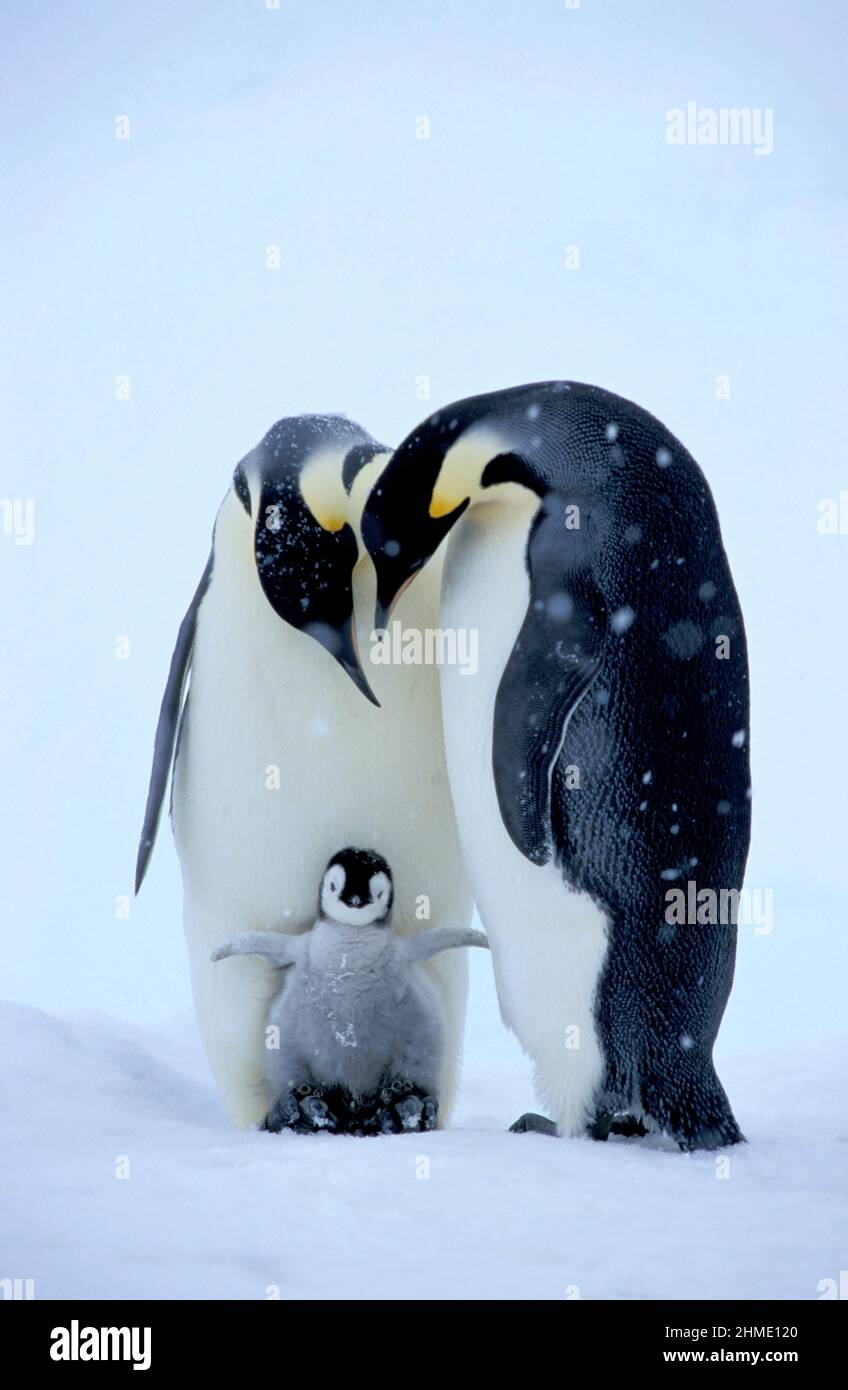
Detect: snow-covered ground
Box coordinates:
(3, 944, 845, 1302)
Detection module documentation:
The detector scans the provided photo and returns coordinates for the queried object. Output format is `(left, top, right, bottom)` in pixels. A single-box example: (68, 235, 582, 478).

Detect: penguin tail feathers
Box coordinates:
(640, 1062, 745, 1152)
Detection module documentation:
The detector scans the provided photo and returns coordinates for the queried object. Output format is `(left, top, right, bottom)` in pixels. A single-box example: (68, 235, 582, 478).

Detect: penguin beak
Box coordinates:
(374, 576, 392, 633)
(368, 503, 470, 632)
(374, 572, 416, 632)
(330, 617, 381, 707)
(341, 652, 380, 707)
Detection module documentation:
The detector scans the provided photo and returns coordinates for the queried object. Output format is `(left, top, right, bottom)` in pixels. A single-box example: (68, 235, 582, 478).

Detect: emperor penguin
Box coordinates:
(136, 414, 473, 1128)
(362, 382, 751, 1151)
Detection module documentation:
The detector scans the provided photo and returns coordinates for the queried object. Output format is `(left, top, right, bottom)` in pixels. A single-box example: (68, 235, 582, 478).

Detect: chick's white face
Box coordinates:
(320, 864, 392, 927)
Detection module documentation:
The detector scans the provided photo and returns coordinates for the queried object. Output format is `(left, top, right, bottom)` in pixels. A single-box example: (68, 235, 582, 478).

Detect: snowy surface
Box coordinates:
(2, 947, 846, 1302)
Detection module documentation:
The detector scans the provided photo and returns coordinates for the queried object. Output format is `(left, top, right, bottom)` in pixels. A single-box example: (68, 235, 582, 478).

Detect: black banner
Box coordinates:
(2, 1299, 844, 1374)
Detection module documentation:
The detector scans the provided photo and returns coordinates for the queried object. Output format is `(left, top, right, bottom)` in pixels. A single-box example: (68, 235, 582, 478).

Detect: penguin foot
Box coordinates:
(263, 1086, 339, 1135)
(263, 1080, 439, 1136)
(395, 1093, 438, 1132)
(588, 1110, 648, 1141)
(358, 1079, 438, 1135)
(611, 1115, 648, 1138)
(509, 1112, 559, 1137)
(262, 1091, 301, 1133)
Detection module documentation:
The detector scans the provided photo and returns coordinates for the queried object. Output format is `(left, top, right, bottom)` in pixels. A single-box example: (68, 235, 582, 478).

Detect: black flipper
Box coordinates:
(493, 501, 607, 865)
(134, 553, 213, 893)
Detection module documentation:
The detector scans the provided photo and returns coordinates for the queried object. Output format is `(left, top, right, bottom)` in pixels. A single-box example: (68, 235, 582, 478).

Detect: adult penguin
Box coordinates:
(136, 414, 472, 1128)
(361, 382, 751, 1151)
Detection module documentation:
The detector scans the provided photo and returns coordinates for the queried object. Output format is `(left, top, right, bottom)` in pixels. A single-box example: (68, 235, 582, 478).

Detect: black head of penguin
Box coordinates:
(235, 414, 388, 705)
(361, 401, 549, 629)
(320, 848, 394, 927)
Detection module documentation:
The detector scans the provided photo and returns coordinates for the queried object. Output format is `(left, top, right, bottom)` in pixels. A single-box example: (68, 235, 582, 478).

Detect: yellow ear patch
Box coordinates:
(299, 447, 349, 533)
(429, 490, 466, 519)
(427, 428, 510, 520)
(428, 425, 508, 519)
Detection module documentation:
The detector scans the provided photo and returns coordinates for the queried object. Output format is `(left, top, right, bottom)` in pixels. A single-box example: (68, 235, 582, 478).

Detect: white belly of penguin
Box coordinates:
(171, 491, 471, 1126)
(439, 497, 609, 1137)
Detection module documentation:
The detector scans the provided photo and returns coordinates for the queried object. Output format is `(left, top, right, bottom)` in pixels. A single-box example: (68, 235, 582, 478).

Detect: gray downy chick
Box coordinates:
(212, 847, 489, 1133)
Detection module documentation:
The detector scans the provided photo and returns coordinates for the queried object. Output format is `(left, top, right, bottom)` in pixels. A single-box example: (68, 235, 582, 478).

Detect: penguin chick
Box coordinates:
(212, 848, 489, 1134)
